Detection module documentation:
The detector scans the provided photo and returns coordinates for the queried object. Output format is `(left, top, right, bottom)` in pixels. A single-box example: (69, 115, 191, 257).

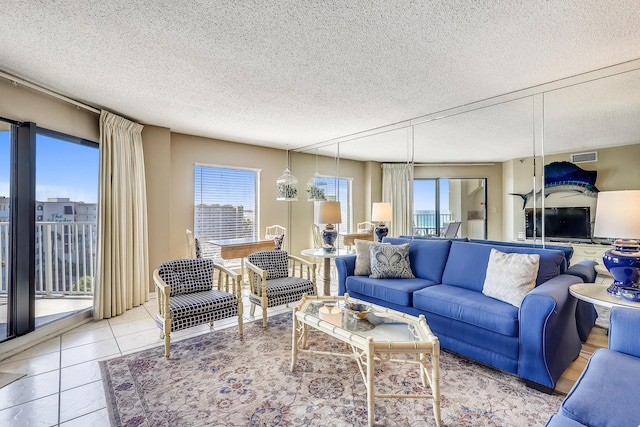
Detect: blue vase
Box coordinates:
(375, 223, 388, 242)
(322, 224, 338, 252)
(603, 242, 640, 295)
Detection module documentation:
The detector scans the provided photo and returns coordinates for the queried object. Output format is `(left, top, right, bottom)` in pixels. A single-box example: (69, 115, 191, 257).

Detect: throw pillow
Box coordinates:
(354, 239, 376, 276)
(369, 242, 415, 279)
(247, 250, 289, 280)
(482, 248, 540, 308)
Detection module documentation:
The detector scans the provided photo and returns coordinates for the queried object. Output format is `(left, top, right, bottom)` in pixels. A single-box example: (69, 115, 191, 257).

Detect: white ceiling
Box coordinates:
(1, 1, 640, 162)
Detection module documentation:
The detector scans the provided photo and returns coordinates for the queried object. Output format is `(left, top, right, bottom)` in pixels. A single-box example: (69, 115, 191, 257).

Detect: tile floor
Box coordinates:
(0, 289, 295, 427)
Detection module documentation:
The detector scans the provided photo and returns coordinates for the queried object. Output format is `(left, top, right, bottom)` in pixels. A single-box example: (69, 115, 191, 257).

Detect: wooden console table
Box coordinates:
(210, 237, 275, 281)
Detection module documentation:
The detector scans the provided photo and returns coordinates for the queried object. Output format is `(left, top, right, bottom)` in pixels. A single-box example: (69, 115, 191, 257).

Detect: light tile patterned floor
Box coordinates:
(0, 284, 313, 427)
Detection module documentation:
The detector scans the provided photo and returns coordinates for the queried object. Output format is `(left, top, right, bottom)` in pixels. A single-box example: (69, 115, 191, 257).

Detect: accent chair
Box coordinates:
(246, 250, 317, 328)
(153, 258, 243, 358)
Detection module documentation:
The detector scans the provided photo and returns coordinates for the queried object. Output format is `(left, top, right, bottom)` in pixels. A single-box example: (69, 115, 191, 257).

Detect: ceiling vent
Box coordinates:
(570, 151, 598, 163)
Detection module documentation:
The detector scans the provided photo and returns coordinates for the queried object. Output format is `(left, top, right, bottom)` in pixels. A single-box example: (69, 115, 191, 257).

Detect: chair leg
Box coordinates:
(250, 303, 256, 316)
(238, 301, 244, 337)
(262, 304, 268, 328)
(164, 329, 171, 359)
(163, 317, 172, 359)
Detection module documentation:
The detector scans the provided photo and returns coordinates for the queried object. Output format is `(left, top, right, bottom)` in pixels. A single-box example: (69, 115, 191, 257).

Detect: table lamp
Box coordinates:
(593, 190, 640, 295)
(372, 202, 392, 242)
(319, 201, 342, 252)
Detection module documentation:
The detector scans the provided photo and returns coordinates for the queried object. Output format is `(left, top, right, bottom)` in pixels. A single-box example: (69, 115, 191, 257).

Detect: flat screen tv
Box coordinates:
(525, 207, 591, 242)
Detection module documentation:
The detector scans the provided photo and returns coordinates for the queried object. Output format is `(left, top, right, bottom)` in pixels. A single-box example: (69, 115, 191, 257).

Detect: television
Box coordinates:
(525, 207, 592, 242)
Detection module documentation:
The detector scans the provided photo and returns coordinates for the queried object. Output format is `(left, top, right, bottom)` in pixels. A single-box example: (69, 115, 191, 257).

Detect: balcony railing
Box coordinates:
(413, 213, 453, 236)
(0, 221, 96, 297)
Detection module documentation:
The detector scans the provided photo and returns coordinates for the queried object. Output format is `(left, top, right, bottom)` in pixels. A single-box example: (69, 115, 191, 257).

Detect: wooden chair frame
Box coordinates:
(246, 254, 317, 328)
(153, 261, 243, 358)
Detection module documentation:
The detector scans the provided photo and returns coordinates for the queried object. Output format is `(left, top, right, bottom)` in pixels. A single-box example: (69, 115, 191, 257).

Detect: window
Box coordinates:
(194, 165, 260, 258)
(314, 176, 353, 242)
(414, 178, 486, 239)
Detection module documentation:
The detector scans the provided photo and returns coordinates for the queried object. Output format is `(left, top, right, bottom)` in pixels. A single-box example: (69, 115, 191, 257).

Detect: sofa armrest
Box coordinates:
(566, 260, 598, 284)
(519, 274, 583, 388)
(335, 255, 357, 296)
(609, 307, 640, 357)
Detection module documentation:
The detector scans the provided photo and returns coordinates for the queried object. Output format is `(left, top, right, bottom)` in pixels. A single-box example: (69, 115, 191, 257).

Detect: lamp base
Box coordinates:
(603, 239, 640, 295)
(322, 224, 338, 252)
(375, 223, 388, 242)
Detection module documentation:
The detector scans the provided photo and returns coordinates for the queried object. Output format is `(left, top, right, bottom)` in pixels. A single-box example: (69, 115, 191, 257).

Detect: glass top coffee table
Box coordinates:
(291, 294, 442, 427)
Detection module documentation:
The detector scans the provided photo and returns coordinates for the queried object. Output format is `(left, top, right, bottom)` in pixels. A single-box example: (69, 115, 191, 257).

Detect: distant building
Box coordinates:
(0, 197, 97, 294)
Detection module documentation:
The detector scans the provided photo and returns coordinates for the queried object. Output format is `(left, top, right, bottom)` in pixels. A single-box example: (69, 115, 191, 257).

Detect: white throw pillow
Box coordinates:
(482, 248, 540, 308)
(354, 239, 376, 276)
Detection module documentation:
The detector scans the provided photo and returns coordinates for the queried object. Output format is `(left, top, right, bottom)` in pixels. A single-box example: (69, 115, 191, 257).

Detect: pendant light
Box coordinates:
(306, 149, 327, 202)
(276, 148, 298, 201)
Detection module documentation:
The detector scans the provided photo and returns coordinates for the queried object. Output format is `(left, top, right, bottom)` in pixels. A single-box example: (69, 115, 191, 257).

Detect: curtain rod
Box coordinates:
(0, 70, 100, 115)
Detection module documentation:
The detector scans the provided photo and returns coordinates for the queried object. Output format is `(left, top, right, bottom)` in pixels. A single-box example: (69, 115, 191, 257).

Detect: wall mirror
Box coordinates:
(290, 59, 640, 255)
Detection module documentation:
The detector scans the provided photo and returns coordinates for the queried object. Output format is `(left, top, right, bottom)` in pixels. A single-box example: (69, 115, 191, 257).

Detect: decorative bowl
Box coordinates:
(344, 302, 372, 319)
(619, 287, 640, 302)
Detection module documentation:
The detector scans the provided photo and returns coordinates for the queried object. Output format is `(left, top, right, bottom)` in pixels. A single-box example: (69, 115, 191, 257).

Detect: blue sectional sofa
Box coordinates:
(336, 237, 592, 392)
(546, 307, 640, 426)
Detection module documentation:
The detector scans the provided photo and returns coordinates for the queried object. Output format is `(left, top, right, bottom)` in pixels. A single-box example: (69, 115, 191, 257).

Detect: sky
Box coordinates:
(414, 179, 449, 211)
(0, 131, 99, 203)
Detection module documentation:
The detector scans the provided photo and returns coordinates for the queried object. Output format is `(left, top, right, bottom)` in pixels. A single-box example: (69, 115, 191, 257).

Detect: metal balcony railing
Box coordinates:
(413, 213, 453, 236)
(0, 221, 96, 297)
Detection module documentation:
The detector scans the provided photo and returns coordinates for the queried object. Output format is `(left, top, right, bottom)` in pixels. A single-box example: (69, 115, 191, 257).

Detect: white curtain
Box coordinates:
(382, 163, 414, 237)
(94, 110, 149, 320)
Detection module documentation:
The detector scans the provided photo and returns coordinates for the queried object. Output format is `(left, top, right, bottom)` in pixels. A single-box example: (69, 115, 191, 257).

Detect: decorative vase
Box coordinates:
(603, 240, 640, 295)
(322, 224, 338, 252)
(375, 223, 388, 242)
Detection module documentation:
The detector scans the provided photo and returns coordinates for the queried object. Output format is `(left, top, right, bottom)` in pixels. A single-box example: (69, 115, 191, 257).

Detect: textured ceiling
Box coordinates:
(1, 1, 640, 162)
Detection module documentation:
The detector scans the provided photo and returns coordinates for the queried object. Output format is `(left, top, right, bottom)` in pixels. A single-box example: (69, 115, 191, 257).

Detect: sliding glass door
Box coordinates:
(34, 130, 98, 328)
(0, 121, 11, 340)
(414, 178, 487, 239)
(0, 119, 97, 343)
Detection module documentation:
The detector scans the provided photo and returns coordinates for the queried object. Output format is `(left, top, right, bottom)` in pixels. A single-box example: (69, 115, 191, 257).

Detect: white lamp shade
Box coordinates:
(319, 201, 342, 224)
(593, 190, 640, 239)
(371, 202, 392, 222)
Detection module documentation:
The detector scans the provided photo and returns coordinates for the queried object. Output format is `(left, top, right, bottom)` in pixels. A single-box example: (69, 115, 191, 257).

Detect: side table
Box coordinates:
(301, 248, 352, 296)
(569, 283, 640, 309)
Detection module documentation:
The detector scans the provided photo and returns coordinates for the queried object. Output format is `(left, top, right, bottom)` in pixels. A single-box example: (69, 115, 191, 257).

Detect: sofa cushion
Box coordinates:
(369, 242, 415, 279)
(482, 249, 540, 308)
(383, 237, 452, 282)
(345, 276, 435, 307)
(470, 239, 572, 271)
(559, 348, 640, 426)
(413, 284, 520, 336)
(354, 239, 376, 276)
(441, 241, 565, 292)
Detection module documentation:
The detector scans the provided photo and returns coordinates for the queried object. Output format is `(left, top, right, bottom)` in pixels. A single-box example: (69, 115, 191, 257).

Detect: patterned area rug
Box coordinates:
(100, 313, 563, 426)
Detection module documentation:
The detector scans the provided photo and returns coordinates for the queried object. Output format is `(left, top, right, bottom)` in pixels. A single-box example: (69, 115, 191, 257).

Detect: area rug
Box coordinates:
(100, 313, 563, 426)
(0, 371, 26, 389)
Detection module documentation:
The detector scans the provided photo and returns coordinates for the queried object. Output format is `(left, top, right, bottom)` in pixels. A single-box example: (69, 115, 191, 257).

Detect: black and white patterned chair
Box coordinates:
(246, 250, 317, 328)
(153, 258, 243, 358)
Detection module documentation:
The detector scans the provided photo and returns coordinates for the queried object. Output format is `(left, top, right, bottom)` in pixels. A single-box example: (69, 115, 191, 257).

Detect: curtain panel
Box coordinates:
(94, 110, 149, 320)
(382, 163, 414, 237)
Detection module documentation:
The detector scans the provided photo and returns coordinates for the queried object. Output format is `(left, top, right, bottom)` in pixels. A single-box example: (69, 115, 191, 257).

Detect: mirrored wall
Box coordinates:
(290, 60, 640, 257)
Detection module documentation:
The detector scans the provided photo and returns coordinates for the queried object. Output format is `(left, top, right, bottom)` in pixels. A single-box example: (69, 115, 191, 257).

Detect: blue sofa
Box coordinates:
(336, 237, 589, 392)
(546, 307, 640, 426)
